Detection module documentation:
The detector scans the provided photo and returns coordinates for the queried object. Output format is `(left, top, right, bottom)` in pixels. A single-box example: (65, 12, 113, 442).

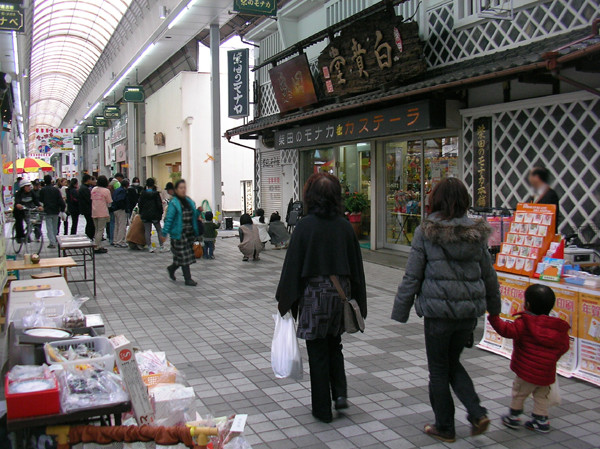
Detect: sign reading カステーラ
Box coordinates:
(274, 100, 445, 150)
(233, 0, 276, 16)
(227, 49, 249, 119)
(269, 54, 318, 114)
(473, 117, 492, 209)
(317, 11, 426, 97)
(0, 2, 23, 32)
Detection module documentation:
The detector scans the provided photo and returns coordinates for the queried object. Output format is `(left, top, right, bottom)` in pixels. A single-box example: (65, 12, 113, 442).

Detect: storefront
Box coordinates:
(274, 99, 459, 250)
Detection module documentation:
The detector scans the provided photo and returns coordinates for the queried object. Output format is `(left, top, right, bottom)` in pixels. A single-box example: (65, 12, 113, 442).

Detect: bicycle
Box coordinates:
(11, 208, 44, 255)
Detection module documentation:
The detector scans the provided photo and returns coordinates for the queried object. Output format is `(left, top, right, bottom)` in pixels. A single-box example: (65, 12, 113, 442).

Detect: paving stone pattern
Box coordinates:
(49, 230, 600, 449)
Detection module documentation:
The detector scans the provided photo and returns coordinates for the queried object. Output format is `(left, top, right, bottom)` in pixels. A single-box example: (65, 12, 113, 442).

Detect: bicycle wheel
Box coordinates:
(11, 223, 23, 254)
(28, 225, 44, 255)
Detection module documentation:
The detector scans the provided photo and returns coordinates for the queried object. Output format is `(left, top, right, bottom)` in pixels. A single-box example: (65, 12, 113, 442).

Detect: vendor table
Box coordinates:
(56, 235, 96, 296)
(7, 257, 77, 282)
(7, 277, 72, 322)
(392, 212, 420, 244)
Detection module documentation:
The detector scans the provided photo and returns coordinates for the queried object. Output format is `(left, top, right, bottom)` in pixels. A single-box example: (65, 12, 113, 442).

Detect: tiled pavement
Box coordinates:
(24, 230, 600, 448)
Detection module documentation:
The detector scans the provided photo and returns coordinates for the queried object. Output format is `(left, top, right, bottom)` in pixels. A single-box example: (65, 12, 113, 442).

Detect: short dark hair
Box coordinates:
(270, 212, 281, 222)
(69, 178, 78, 188)
(530, 166, 550, 184)
(255, 208, 265, 223)
(132, 177, 140, 183)
(44, 175, 52, 185)
(303, 172, 343, 218)
(525, 284, 556, 315)
(165, 182, 174, 191)
(96, 175, 109, 188)
(430, 177, 470, 220)
(145, 178, 155, 188)
(121, 179, 130, 188)
(240, 213, 253, 226)
(205, 211, 213, 221)
(114, 172, 124, 179)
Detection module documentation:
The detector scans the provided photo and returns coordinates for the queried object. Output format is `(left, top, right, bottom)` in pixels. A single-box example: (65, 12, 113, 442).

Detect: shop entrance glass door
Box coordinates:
(385, 140, 422, 246)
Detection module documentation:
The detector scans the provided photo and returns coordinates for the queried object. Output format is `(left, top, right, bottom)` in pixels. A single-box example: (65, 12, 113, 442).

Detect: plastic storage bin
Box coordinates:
(44, 336, 115, 370)
(5, 373, 60, 420)
(10, 303, 65, 328)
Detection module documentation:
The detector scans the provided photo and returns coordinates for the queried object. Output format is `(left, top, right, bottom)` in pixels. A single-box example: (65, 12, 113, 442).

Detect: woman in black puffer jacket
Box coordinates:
(392, 177, 501, 444)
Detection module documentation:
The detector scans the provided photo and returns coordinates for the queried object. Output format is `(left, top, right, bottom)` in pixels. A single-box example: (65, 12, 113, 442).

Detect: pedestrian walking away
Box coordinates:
(79, 174, 96, 240)
(91, 175, 112, 254)
(39, 175, 66, 248)
(391, 177, 501, 443)
(276, 172, 367, 424)
(112, 179, 129, 247)
(66, 178, 80, 235)
(162, 179, 200, 286)
(137, 178, 165, 252)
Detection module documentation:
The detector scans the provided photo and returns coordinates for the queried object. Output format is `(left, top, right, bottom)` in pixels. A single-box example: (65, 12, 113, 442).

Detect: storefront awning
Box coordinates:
(225, 27, 600, 141)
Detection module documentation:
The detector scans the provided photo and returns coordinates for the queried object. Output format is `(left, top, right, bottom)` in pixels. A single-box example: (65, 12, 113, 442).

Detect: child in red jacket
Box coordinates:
(488, 284, 570, 433)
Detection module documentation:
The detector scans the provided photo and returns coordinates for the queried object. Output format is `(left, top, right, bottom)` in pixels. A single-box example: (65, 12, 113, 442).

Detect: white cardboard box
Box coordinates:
(110, 335, 155, 425)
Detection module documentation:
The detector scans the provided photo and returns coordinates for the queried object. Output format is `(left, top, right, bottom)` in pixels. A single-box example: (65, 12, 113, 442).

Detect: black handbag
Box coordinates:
(330, 275, 365, 334)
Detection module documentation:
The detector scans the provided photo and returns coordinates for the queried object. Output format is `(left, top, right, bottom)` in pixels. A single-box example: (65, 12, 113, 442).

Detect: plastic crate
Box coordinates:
(44, 336, 115, 370)
(10, 303, 65, 328)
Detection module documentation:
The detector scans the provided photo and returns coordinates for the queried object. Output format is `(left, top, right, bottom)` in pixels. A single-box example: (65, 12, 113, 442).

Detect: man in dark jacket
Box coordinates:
(78, 174, 96, 240)
(39, 175, 65, 248)
(528, 166, 560, 233)
(138, 178, 164, 252)
(13, 180, 42, 242)
(127, 177, 142, 218)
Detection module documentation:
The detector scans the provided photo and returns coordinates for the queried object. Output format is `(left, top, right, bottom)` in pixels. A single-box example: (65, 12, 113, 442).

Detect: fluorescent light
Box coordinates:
(12, 31, 19, 75)
(103, 43, 155, 98)
(168, 0, 196, 30)
(83, 102, 100, 119)
(79, 120, 85, 125)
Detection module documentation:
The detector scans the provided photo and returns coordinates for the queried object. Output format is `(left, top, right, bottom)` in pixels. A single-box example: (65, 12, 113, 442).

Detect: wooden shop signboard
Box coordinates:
(317, 11, 426, 97)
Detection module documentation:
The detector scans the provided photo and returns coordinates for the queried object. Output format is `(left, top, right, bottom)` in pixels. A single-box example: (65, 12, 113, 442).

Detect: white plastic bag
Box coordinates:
(271, 313, 303, 380)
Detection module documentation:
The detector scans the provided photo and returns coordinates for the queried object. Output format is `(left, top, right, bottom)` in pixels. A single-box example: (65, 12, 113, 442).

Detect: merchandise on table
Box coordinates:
(62, 295, 89, 328)
(45, 336, 115, 370)
(135, 350, 180, 386)
(15, 301, 64, 328)
(59, 367, 129, 412)
(5, 365, 60, 419)
(150, 383, 195, 426)
(575, 291, 600, 386)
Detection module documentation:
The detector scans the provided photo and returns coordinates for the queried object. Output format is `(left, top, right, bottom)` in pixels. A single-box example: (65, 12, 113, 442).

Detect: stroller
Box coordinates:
(286, 199, 303, 232)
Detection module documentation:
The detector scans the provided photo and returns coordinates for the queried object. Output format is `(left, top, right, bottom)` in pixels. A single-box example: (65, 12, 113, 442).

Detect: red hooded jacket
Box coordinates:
(488, 313, 570, 386)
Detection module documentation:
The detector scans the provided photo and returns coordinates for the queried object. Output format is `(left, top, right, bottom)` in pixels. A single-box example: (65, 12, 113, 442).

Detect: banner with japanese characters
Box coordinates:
(574, 290, 600, 387)
(227, 48, 249, 119)
(274, 99, 445, 150)
(34, 128, 74, 153)
(473, 116, 492, 209)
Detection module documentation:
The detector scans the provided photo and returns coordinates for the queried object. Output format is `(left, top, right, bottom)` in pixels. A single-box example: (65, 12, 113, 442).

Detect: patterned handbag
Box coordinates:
(329, 275, 365, 334)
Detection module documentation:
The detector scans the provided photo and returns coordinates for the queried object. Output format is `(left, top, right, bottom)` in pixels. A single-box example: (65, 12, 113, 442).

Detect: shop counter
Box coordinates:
(478, 272, 600, 386)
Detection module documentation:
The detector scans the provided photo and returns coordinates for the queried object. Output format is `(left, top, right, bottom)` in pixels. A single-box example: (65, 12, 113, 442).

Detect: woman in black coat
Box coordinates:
(276, 173, 367, 423)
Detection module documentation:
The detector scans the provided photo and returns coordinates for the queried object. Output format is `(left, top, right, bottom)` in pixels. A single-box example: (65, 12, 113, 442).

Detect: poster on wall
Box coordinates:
(574, 291, 600, 386)
(269, 54, 318, 114)
(34, 128, 74, 153)
(472, 117, 492, 208)
(227, 48, 249, 119)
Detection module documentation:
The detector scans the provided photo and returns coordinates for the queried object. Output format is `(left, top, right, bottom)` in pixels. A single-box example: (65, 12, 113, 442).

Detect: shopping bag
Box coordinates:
(271, 313, 303, 380)
(193, 241, 203, 259)
(548, 377, 561, 407)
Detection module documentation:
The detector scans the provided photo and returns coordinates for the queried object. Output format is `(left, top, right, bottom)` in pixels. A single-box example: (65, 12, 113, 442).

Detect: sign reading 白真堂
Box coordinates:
(227, 49, 249, 119)
(317, 11, 426, 97)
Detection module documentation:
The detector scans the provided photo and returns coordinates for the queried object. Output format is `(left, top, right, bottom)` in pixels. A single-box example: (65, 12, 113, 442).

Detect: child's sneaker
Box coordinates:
(525, 415, 550, 433)
(502, 414, 522, 429)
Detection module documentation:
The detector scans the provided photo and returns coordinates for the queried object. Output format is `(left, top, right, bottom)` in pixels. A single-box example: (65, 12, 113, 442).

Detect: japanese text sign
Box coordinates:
(269, 54, 318, 114)
(0, 2, 23, 32)
(104, 105, 121, 119)
(274, 100, 445, 150)
(473, 116, 492, 209)
(34, 128, 74, 152)
(233, 0, 276, 16)
(93, 115, 108, 127)
(227, 48, 250, 119)
(317, 12, 426, 97)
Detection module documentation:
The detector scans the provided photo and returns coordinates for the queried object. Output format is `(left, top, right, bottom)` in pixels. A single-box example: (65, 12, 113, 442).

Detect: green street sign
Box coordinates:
(104, 105, 121, 119)
(0, 2, 24, 32)
(85, 125, 98, 135)
(233, 0, 276, 16)
(73, 137, 82, 145)
(93, 115, 108, 127)
(123, 86, 145, 103)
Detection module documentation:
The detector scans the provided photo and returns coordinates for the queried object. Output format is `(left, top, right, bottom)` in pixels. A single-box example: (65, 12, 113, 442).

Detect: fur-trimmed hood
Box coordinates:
(421, 213, 492, 246)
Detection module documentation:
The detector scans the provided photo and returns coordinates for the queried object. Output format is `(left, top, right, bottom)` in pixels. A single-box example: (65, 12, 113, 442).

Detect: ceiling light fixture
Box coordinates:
(160, 5, 169, 19)
(103, 43, 156, 99)
(11, 31, 19, 75)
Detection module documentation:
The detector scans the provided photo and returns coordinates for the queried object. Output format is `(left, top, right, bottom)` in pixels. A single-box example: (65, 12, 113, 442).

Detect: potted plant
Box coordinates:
(345, 192, 369, 237)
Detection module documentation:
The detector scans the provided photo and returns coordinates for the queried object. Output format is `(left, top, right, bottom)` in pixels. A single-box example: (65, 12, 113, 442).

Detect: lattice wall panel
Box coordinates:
(259, 84, 280, 117)
(281, 149, 300, 200)
(255, 151, 262, 209)
(463, 94, 600, 242)
(424, 0, 597, 68)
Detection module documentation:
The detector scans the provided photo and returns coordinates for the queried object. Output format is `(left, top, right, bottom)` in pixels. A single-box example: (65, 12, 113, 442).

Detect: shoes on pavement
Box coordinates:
(502, 413, 522, 430)
(334, 397, 348, 410)
(469, 415, 490, 436)
(47, 244, 56, 249)
(525, 415, 550, 433)
(94, 248, 108, 254)
(423, 424, 455, 443)
(184, 279, 198, 286)
(312, 411, 333, 424)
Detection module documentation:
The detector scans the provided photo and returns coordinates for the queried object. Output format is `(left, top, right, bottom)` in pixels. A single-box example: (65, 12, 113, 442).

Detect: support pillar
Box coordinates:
(127, 102, 137, 179)
(209, 23, 222, 214)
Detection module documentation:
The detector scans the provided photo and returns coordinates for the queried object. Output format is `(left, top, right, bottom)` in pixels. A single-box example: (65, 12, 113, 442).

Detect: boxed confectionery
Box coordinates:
(110, 335, 155, 425)
(5, 365, 60, 420)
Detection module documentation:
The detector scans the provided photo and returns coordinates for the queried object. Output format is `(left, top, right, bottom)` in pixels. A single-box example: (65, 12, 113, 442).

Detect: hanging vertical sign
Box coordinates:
(473, 116, 492, 209)
(227, 48, 250, 119)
